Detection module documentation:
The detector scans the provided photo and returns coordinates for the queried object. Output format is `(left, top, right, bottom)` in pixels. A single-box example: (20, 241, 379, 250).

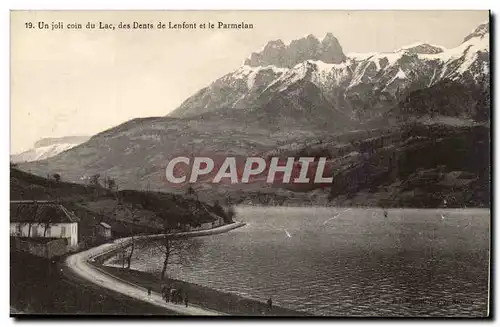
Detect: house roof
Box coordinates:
(10, 202, 80, 224)
(99, 222, 111, 229)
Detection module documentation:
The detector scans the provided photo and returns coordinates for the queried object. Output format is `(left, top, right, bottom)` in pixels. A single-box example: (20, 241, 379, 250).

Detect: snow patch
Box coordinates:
(231, 65, 288, 89)
(384, 68, 407, 91)
(307, 60, 352, 86)
(395, 68, 407, 79)
(11, 143, 79, 162)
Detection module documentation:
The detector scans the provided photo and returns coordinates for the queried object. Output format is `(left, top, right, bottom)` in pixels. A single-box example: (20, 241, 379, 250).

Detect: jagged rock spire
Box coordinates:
(245, 33, 346, 68)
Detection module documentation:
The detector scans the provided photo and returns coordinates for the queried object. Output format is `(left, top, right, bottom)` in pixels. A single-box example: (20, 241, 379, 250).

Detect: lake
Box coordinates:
(119, 206, 490, 317)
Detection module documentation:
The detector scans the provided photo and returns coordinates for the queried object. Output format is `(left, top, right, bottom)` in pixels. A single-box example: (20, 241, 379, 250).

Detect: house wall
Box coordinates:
(95, 225, 112, 239)
(10, 222, 78, 247)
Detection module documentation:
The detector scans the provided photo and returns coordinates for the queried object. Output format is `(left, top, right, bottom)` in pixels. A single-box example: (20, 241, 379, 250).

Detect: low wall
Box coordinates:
(13, 238, 69, 259)
(89, 222, 246, 264)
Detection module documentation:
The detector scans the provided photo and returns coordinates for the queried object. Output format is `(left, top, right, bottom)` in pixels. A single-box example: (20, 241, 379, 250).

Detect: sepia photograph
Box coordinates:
(9, 10, 491, 318)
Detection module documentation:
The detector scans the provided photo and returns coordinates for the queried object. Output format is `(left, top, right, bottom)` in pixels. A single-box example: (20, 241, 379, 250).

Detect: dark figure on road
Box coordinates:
(148, 288, 152, 296)
(184, 292, 189, 307)
(171, 289, 176, 303)
(165, 287, 171, 303)
(267, 297, 273, 312)
(384, 210, 388, 218)
(171, 289, 181, 304)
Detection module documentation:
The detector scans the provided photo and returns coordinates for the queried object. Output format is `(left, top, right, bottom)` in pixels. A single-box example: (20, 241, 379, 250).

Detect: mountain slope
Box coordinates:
(19, 115, 319, 190)
(18, 22, 490, 205)
(10, 168, 232, 235)
(390, 79, 490, 121)
(216, 123, 490, 208)
(11, 136, 90, 163)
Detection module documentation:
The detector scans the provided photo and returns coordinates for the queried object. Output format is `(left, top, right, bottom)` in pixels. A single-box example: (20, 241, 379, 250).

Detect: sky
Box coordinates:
(10, 10, 488, 154)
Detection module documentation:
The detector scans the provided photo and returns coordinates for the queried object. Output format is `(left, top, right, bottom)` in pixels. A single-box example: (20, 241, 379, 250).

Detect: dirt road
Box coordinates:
(64, 223, 246, 315)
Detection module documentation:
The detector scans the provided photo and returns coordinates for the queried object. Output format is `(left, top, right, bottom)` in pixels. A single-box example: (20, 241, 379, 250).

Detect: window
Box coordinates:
(31, 225, 38, 237)
(61, 226, 66, 237)
(45, 226, 51, 237)
(16, 224, 22, 236)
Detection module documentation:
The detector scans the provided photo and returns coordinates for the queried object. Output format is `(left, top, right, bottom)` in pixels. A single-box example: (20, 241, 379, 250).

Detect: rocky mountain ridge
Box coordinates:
(244, 33, 347, 68)
(171, 23, 489, 122)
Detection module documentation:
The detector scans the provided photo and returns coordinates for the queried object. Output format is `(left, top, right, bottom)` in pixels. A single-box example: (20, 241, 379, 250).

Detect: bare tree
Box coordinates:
(124, 224, 138, 269)
(19, 201, 42, 237)
(149, 211, 201, 280)
(12, 202, 26, 236)
(120, 208, 140, 269)
(12, 200, 49, 238)
(112, 192, 142, 269)
(38, 205, 58, 237)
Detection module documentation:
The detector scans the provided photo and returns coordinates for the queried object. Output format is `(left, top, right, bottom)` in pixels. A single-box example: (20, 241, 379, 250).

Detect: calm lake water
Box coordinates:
(117, 206, 490, 317)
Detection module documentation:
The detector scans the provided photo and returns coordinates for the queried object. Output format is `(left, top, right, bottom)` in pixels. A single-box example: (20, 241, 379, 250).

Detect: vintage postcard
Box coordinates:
(10, 10, 490, 317)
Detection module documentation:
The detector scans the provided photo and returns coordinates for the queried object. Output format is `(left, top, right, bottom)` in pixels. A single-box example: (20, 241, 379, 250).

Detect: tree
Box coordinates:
(212, 200, 224, 216)
(89, 174, 101, 187)
(110, 190, 137, 268)
(115, 202, 140, 269)
(12, 203, 26, 236)
(38, 205, 58, 237)
(105, 177, 117, 191)
(213, 200, 236, 224)
(15, 200, 42, 238)
(52, 173, 61, 182)
(186, 185, 198, 200)
(223, 206, 236, 224)
(149, 210, 201, 280)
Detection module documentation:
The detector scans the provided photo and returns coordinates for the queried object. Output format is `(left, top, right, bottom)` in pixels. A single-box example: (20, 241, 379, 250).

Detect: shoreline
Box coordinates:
(144, 221, 247, 239)
(89, 220, 307, 316)
(96, 265, 308, 316)
(64, 221, 264, 316)
(233, 204, 490, 210)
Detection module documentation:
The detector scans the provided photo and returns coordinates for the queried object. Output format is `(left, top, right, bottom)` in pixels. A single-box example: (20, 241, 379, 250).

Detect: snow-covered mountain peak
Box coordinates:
(171, 22, 489, 120)
(463, 22, 489, 43)
(11, 136, 90, 163)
